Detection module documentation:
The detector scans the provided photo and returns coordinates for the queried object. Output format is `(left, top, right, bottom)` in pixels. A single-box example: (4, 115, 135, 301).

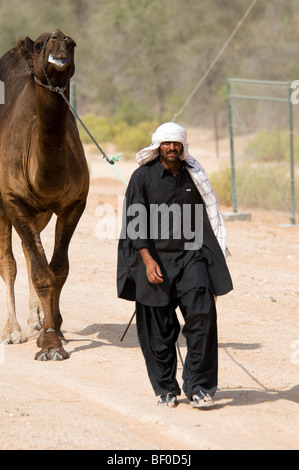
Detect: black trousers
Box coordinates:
(135, 288, 218, 400)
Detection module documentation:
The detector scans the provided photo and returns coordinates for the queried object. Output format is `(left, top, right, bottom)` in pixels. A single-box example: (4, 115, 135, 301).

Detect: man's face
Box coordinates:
(159, 141, 183, 163)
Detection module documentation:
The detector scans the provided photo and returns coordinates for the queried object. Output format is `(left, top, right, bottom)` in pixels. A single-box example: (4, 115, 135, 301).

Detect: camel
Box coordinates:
(0, 29, 89, 360)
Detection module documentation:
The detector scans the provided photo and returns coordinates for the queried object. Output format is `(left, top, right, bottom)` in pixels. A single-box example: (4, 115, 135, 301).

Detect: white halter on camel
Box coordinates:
(136, 122, 229, 257)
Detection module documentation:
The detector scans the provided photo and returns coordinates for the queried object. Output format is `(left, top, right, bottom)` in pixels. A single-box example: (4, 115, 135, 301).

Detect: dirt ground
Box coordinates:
(0, 128, 298, 451)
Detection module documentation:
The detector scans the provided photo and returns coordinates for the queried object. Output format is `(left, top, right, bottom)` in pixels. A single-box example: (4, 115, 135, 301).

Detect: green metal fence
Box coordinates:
(226, 78, 298, 225)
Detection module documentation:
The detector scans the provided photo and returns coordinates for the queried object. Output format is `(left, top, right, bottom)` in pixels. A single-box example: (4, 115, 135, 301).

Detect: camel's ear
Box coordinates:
(17, 37, 34, 67)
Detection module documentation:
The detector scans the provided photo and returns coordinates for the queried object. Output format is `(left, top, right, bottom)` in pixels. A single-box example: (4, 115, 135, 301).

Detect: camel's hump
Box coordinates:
(0, 47, 29, 84)
(0, 47, 30, 116)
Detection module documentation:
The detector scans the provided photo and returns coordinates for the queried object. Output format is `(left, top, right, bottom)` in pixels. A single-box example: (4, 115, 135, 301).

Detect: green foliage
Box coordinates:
(0, 0, 274, 124)
(210, 165, 232, 207)
(1, 1, 299, 126)
(235, 162, 299, 210)
(79, 115, 114, 144)
(113, 96, 153, 126)
(210, 162, 299, 211)
(79, 115, 158, 157)
(245, 131, 299, 162)
(114, 120, 159, 156)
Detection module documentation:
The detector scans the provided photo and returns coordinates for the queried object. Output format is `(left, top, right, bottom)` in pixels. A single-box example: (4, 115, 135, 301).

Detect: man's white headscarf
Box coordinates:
(136, 122, 229, 257)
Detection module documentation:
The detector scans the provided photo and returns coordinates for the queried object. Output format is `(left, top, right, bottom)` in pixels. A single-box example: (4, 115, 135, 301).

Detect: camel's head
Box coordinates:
(18, 29, 76, 88)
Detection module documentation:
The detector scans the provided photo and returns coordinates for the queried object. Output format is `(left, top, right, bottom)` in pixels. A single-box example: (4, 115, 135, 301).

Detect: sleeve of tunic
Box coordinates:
(121, 168, 151, 251)
(117, 167, 152, 302)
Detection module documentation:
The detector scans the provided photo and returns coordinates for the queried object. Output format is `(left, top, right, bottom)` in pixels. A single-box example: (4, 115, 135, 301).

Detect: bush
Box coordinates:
(114, 125, 149, 155)
(79, 115, 159, 157)
(235, 162, 298, 210)
(210, 165, 232, 207)
(114, 120, 159, 156)
(79, 115, 114, 144)
(245, 131, 299, 162)
(210, 162, 299, 211)
(112, 98, 153, 126)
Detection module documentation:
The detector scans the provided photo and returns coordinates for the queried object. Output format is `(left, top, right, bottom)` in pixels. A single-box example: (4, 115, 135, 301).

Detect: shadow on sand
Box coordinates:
(65, 323, 298, 408)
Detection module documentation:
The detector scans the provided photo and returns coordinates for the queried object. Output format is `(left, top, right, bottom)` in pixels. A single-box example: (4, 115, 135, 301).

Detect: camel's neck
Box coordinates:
(29, 84, 71, 198)
(36, 86, 69, 153)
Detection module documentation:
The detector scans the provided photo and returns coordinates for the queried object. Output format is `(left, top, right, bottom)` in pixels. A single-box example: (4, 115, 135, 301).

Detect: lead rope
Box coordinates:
(59, 92, 128, 185)
(34, 44, 183, 366)
(34, 34, 128, 183)
(60, 89, 184, 366)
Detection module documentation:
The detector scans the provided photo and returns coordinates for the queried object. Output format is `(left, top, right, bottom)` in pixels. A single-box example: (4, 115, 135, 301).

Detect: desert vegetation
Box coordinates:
(1, 0, 298, 213)
(1, 1, 298, 126)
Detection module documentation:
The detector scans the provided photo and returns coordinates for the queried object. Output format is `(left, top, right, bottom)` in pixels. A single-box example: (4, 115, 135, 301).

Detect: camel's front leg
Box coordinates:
(22, 212, 52, 333)
(31, 252, 69, 361)
(0, 212, 26, 344)
(4, 202, 68, 360)
(29, 250, 69, 360)
(23, 246, 44, 332)
(49, 202, 87, 343)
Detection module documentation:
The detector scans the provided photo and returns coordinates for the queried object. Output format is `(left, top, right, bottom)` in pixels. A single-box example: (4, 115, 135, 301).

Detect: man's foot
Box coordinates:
(190, 392, 214, 408)
(157, 393, 178, 408)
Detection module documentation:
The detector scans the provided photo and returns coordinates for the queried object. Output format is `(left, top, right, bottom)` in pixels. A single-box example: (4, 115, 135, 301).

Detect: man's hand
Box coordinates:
(138, 248, 163, 284)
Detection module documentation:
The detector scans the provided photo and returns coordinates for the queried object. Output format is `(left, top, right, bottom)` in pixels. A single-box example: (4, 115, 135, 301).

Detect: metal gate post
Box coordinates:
(288, 83, 296, 225)
(226, 79, 238, 212)
(71, 82, 77, 121)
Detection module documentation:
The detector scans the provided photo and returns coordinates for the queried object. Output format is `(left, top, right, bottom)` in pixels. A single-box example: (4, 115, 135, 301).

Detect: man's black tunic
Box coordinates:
(117, 157, 233, 307)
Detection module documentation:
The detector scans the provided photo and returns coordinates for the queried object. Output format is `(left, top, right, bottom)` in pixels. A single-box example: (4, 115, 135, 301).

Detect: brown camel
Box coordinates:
(0, 29, 89, 360)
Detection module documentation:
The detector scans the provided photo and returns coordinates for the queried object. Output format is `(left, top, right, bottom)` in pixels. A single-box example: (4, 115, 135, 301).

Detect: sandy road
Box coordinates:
(0, 135, 298, 450)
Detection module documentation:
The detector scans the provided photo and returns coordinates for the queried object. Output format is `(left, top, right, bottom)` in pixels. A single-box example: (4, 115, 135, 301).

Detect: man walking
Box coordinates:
(117, 122, 233, 408)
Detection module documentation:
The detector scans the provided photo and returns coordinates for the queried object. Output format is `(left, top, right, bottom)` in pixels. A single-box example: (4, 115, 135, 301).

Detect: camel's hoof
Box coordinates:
(53, 351, 63, 361)
(35, 347, 69, 361)
(28, 307, 44, 333)
(36, 352, 47, 361)
(32, 322, 42, 332)
(1, 331, 27, 345)
(35, 329, 69, 361)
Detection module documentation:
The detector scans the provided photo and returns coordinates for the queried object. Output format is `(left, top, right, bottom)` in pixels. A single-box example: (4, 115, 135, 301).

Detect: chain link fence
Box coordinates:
(226, 78, 299, 225)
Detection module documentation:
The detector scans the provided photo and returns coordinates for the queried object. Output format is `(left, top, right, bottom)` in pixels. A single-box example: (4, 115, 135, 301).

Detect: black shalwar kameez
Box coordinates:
(117, 157, 233, 399)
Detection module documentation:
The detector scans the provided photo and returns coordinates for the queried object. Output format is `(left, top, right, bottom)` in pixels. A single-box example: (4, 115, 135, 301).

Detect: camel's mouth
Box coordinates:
(48, 53, 70, 69)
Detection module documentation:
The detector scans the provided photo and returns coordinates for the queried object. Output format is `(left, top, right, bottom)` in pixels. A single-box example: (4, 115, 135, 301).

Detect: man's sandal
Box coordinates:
(190, 393, 214, 408)
(157, 393, 178, 408)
